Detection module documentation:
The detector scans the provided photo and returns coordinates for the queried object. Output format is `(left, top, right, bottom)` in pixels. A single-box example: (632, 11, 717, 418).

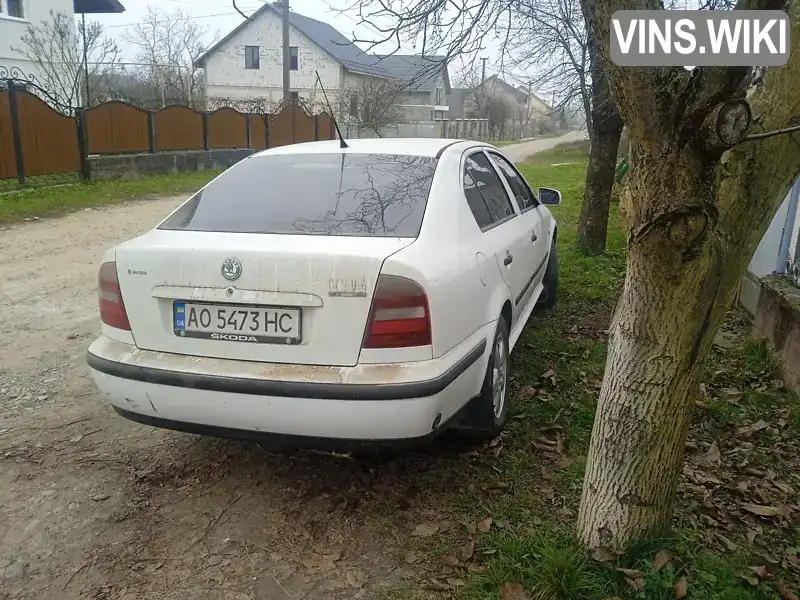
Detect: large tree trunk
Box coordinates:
(577, 3, 800, 550)
(576, 25, 623, 256)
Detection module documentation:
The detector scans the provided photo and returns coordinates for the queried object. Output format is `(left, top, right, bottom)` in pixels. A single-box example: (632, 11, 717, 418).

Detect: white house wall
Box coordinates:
(0, 0, 76, 81)
(203, 8, 342, 106)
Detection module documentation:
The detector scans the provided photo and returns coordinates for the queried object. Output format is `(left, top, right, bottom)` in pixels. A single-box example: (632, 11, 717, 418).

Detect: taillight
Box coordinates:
(98, 261, 131, 331)
(363, 275, 431, 349)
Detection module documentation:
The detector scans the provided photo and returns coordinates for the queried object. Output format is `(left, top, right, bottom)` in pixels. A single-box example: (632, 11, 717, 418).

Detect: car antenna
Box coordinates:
(315, 70, 348, 149)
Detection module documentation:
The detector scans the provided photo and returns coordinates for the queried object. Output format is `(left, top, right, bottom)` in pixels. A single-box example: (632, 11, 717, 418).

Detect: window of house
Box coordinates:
(245, 46, 260, 70)
(488, 152, 538, 211)
(3, 0, 25, 18)
(349, 95, 358, 118)
(289, 47, 298, 70)
(435, 87, 443, 105)
(463, 152, 515, 229)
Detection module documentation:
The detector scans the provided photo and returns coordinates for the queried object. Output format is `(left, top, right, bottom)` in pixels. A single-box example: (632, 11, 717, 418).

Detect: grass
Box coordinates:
(0, 170, 222, 223)
(380, 146, 799, 600)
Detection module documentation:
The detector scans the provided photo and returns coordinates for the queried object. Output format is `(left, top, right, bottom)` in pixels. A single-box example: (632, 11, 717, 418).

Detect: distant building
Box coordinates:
(195, 3, 450, 121)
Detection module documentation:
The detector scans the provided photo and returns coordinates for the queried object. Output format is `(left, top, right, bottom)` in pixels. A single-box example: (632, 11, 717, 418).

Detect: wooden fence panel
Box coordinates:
(85, 101, 149, 154)
(268, 105, 294, 148)
(294, 105, 314, 144)
(154, 105, 203, 151)
(0, 92, 17, 180)
(248, 114, 267, 150)
(316, 112, 335, 141)
(16, 91, 80, 176)
(207, 107, 247, 149)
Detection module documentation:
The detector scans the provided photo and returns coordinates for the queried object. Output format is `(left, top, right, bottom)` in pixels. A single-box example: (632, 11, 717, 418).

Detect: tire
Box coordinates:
(456, 317, 510, 440)
(536, 239, 559, 310)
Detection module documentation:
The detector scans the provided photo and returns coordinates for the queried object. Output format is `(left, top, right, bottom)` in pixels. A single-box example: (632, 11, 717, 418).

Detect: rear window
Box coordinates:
(159, 153, 437, 237)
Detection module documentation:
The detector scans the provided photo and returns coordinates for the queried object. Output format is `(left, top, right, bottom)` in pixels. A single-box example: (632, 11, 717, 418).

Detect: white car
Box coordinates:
(87, 138, 561, 448)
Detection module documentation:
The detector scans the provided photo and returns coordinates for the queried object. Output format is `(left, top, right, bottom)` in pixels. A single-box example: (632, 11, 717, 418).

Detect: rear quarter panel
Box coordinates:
(382, 145, 513, 360)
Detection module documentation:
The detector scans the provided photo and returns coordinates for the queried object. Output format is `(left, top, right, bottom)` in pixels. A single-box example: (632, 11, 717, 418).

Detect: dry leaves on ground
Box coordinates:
(499, 581, 532, 600)
(412, 522, 440, 537)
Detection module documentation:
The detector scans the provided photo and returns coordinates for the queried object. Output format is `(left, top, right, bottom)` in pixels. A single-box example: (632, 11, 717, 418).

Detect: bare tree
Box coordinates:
(341, 77, 406, 136)
(124, 6, 216, 108)
(13, 10, 121, 107)
(510, 0, 622, 255)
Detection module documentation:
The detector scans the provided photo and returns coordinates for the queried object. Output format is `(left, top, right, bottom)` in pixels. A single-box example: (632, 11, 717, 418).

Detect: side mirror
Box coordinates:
(538, 187, 562, 206)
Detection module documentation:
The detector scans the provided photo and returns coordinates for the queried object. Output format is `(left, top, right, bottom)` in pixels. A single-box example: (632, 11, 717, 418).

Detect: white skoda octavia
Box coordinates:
(87, 138, 561, 447)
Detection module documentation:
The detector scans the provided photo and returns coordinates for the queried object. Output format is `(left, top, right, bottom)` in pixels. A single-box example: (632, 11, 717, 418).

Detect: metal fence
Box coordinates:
(0, 78, 336, 189)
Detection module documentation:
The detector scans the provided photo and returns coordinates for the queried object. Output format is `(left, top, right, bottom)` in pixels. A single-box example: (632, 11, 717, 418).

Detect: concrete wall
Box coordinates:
(89, 149, 254, 181)
(0, 0, 75, 83)
(742, 178, 800, 314)
(203, 8, 342, 107)
(752, 276, 800, 391)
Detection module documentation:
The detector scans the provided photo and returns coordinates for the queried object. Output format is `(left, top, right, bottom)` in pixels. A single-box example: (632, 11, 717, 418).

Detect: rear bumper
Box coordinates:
(86, 328, 491, 442)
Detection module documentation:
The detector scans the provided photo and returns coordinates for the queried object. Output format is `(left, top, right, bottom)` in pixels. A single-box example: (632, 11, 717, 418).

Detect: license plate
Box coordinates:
(173, 302, 301, 345)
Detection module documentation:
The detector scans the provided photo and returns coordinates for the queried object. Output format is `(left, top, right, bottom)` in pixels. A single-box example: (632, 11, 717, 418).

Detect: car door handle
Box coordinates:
(503, 253, 513, 266)
(531, 231, 538, 243)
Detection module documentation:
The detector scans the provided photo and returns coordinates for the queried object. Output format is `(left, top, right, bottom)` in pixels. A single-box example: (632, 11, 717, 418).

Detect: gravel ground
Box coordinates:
(0, 138, 573, 599)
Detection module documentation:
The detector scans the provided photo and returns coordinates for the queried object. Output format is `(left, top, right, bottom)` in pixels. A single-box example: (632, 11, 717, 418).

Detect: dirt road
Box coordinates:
(0, 137, 573, 599)
(500, 130, 587, 162)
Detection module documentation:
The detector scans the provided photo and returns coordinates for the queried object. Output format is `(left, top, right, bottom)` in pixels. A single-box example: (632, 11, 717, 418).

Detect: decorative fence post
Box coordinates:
(202, 112, 209, 151)
(6, 80, 25, 185)
(265, 118, 270, 149)
(314, 114, 319, 141)
(147, 111, 156, 153)
(246, 113, 252, 149)
(75, 108, 90, 180)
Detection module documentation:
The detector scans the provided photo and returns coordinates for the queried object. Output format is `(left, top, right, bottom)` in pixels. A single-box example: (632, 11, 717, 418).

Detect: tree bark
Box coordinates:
(576, 26, 623, 256)
(576, 0, 800, 550)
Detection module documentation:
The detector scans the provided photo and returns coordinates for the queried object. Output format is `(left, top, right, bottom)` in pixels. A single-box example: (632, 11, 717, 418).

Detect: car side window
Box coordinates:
(489, 152, 538, 211)
(463, 153, 516, 229)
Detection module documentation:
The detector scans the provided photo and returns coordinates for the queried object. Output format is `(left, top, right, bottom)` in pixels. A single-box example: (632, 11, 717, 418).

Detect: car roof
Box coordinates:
(253, 138, 482, 159)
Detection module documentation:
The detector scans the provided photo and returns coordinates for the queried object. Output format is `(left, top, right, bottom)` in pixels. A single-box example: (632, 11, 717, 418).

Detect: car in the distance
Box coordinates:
(87, 138, 561, 447)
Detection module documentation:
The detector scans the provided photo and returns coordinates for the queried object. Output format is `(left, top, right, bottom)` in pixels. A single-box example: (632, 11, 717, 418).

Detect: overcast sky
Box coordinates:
(91, 0, 510, 83)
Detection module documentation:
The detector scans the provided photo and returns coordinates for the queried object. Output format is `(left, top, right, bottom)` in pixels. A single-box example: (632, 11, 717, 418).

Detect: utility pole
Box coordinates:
(480, 57, 487, 85)
(282, 0, 291, 102)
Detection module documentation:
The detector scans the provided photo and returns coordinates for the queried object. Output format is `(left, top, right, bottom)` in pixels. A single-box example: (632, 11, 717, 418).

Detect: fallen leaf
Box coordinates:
(446, 577, 465, 588)
(521, 386, 538, 399)
(674, 575, 688, 599)
(591, 546, 622, 564)
(404, 551, 421, 564)
(467, 562, 486, 574)
(477, 518, 492, 533)
(706, 441, 722, 466)
(461, 518, 477, 535)
(776, 580, 800, 600)
(556, 436, 566, 456)
(426, 578, 452, 591)
(459, 540, 475, 562)
(739, 420, 770, 437)
(747, 530, 758, 544)
(625, 577, 646, 592)
(653, 551, 672, 572)
(440, 554, 461, 568)
(774, 481, 795, 494)
(741, 503, 781, 517)
(739, 571, 759, 586)
(750, 565, 772, 580)
(541, 369, 558, 386)
(499, 581, 531, 600)
(717, 533, 738, 552)
(617, 568, 644, 579)
(486, 482, 511, 491)
(345, 569, 366, 589)
(412, 522, 440, 537)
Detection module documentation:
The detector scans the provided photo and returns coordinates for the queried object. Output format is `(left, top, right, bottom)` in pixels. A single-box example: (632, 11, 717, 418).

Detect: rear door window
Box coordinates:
(463, 152, 516, 229)
(488, 152, 538, 211)
(159, 153, 437, 237)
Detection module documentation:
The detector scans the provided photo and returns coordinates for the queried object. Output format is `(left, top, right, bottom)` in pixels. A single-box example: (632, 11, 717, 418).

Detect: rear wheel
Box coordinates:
(456, 317, 510, 440)
(536, 240, 559, 310)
